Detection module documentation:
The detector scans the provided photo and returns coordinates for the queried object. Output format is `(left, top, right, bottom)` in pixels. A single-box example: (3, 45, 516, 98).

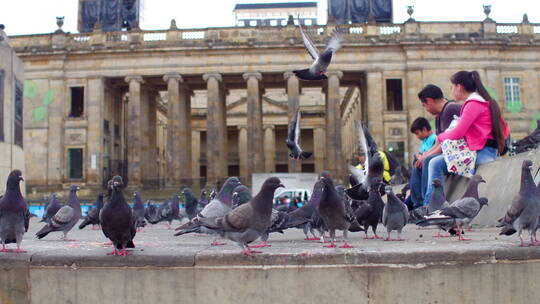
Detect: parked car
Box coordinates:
(273, 188, 310, 210)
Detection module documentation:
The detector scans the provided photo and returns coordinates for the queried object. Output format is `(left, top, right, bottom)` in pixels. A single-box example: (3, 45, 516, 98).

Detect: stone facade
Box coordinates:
(7, 19, 540, 195)
(0, 28, 25, 195)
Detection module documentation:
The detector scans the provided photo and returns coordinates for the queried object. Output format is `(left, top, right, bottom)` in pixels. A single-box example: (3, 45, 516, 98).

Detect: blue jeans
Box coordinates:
(409, 154, 438, 208)
(421, 146, 497, 206)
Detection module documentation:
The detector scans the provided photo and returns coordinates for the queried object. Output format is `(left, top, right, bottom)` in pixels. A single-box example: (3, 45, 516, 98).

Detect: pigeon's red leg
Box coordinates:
(433, 230, 450, 238)
(107, 248, 119, 255)
(211, 240, 226, 246)
(118, 249, 130, 256)
(373, 234, 383, 240)
(249, 241, 271, 248)
(92, 225, 99, 230)
(456, 224, 471, 241)
(0, 244, 11, 252)
(339, 242, 353, 248)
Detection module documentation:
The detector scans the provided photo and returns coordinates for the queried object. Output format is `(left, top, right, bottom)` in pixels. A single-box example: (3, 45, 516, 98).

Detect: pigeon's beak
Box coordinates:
(19, 176, 24, 181)
(480, 179, 486, 183)
(279, 183, 285, 188)
(114, 181, 120, 187)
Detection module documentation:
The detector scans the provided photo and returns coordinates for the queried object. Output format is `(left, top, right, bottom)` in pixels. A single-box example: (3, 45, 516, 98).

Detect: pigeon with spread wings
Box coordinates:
(293, 19, 344, 81)
(286, 109, 312, 160)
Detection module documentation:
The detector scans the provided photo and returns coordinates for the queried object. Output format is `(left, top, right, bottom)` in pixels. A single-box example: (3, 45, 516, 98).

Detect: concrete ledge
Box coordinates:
(1, 219, 540, 303)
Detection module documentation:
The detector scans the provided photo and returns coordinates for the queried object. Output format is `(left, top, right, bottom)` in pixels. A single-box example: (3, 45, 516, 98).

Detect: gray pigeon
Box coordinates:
(174, 177, 242, 246)
(198, 189, 209, 210)
(232, 185, 252, 209)
(498, 160, 540, 246)
(423, 179, 451, 237)
(181, 188, 199, 220)
(99, 176, 136, 256)
(196, 177, 284, 256)
(36, 185, 81, 241)
(79, 193, 105, 230)
(286, 109, 312, 160)
(0, 170, 29, 253)
(382, 186, 409, 241)
(354, 178, 385, 240)
(132, 191, 146, 231)
(294, 19, 343, 81)
(144, 201, 158, 224)
(317, 175, 357, 248)
(41, 194, 61, 223)
(417, 177, 489, 242)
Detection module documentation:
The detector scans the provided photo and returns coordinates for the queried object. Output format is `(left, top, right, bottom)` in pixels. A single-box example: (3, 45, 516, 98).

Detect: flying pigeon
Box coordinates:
(196, 177, 284, 256)
(36, 185, 81, 241)
(382, 186, 409, 241)
(293, 19, 344, 81)
(41, 194, 61, 223)
(0, 170, 29, 253)
(498, 160, 540, 246)
(286, 109, 312, 160)
(79, 193, 105, 230)
(99, 176, 136, 256)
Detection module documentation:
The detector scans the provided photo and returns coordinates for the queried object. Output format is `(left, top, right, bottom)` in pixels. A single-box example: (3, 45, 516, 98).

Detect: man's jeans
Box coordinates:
(409, 154, 438, 208)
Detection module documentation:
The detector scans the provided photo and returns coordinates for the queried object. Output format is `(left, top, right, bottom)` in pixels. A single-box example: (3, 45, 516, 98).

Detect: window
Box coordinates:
(387, 141, 405, 167)
(275, 164, 288, 172)
(14, 79, 23, 147)
(114, 124, 120, 139)
(386, 79, 403, 111)
(0, 70, 4, 142)
(70, 87, 84, 117)
(301, 163, 315, 172)
(103, 119, 110, 134)
(504, 77, 521, 103)
(68, 148, 84, 179)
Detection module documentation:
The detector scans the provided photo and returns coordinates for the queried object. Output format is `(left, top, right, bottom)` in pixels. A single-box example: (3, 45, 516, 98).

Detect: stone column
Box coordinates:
(405, 69, 423, 161)
(203, 73, 227, 183)
(87, 77, 105, 186)
(264, 125, 276, 172)
(144, 89, 158, 187)
(164, 73, 192, 186)
(325, 71, 343, 179)
(485, 68, 503, 110)
(238, 126, 248, 180)
(48, 78, 64, 186)
(284, 71, 302, 172)
(314, 127, 325, 173)
(366, 71, 384, 150)
(243, 72, 265, 177)
(125, 75, 144, 186)
(523, 69, 539, 115)
(191, 130, 201, 191)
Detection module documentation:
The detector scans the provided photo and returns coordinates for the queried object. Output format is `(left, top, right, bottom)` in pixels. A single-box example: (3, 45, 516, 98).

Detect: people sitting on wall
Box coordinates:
(409, 84, 461, 209)
(404, 117, 437, 210)
(421, 71, 510, 207)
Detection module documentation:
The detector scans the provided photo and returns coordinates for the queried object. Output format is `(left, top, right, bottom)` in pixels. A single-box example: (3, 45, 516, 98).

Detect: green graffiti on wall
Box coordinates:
(24, 80, 56, 124)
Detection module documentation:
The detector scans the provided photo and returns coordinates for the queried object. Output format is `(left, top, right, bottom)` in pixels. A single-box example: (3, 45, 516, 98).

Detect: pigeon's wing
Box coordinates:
(287, 109, 300, 144)
(24, 208, 30, 232)
(441, 197, 479, 219)
(382, 205, 388, 226)
(298, 19, 319, 60)
(354, 201, 372, 220)
(323, 29, 344, 53)
(402, 204, 410, 223)
(354, 120, 369, 183)
(222, 203, 254, 232)
(502, 194, 525, 224)
(50, 206, 75, 229)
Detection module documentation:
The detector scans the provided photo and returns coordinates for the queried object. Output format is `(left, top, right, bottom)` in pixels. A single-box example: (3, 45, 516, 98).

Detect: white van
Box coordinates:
(273, 188, 311, 207)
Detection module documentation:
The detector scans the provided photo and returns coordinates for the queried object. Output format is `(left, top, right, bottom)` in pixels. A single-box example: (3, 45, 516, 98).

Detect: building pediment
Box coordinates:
(227, 96, 289, 115)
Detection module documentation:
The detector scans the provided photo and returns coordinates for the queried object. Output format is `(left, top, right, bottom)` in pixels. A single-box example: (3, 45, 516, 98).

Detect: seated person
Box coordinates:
(422, 71, 510, 206)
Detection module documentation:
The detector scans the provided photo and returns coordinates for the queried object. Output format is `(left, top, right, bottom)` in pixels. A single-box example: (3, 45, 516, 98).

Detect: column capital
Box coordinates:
(163, 73, 183, 83)
(202, 73, 222, 82)
(264, 124, 275, 130)
(236, 125, 248, 130)
(124, 75, 144, 84)
(326, 71, 343, 79)
(242, 72, 262, 81)
(283, 71, 298, 81)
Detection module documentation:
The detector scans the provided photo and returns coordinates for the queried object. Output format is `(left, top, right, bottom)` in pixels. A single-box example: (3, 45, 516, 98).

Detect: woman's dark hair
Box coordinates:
(410, 117, 432, 133)
(451, 71, 505, 153)
(417, 84, 444, 103)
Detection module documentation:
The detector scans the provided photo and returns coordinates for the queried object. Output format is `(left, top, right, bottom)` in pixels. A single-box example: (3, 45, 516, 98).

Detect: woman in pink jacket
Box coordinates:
(422, 71, 509, 206)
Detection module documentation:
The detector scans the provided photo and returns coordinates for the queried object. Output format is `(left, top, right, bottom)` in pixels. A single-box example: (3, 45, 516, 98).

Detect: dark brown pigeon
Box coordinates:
(354, 178, 385, 240)
(0, 170, 29, 253)
(99, 176, 136, 256)
(41, 194, 61, 223)
(36, 185, 81, 241)
(196, 177, 284, 256)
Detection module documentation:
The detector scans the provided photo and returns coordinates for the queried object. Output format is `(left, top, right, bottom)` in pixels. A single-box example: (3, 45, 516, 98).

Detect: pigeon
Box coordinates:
(41, 194, 61, 223)
(382, 186, 409, 241)
(198, 189, 209, 209)
(181, 188, 199, 220)
(132, 191, 146, 231)
(144, 201, 158, 224)
(174, 177, 242, 245)
(99, 176, 136, 256)
(79, 193, 105, 230)
(293, 19, 344, 81)
(513, 120, 540, 153)
(417, 178, 489, 242)
(498, 160, 540, 246)
(317, 175, 357, 248)
(354, 178, 385, 240)
(36, 185, 82, 241)
(286, 109, 312, 160)
(196, 177, 284, 256)
(0, 170, 29, 253)
(232, 185, 252, 209)
(153, 195, 182, 229)
(415, 179, 451, 237)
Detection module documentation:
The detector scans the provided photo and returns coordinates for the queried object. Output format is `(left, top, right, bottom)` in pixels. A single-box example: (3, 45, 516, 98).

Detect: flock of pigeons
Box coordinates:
(1, 22, 539, 256)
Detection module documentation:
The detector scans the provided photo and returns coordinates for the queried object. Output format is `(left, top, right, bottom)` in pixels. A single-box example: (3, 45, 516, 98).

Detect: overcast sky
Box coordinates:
(0, 0, 538, 36)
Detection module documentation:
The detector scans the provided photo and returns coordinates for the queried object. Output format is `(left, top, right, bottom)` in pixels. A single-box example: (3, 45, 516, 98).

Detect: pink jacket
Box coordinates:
(437, 92, 510, 151)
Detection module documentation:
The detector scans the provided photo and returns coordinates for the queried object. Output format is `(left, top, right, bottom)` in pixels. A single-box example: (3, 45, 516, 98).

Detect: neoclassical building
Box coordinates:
(7, 15, 540, 195)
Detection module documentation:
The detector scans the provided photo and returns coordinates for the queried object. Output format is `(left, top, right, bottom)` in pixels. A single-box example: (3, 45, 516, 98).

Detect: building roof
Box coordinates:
(234, 2, 317, 10)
